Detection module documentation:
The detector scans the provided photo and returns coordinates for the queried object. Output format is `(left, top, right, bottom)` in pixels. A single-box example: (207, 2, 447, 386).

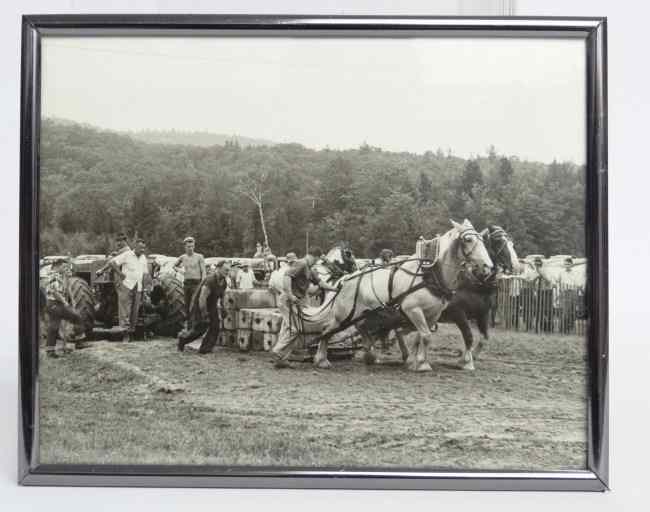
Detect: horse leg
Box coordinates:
(312, 320, 333, 369)
(403, 308, 433, 372)
(395, 329, 410, 363)
(359, 327, 377, 366)
(473, 309, 490, 360)
(447, 306, 475, 371)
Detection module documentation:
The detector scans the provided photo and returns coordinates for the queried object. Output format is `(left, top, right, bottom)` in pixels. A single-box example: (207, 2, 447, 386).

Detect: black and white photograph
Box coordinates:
(33, 29, 596, 475)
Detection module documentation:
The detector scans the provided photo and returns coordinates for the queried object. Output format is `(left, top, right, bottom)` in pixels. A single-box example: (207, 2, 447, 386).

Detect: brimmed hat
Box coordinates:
(183, 236, 195, 244)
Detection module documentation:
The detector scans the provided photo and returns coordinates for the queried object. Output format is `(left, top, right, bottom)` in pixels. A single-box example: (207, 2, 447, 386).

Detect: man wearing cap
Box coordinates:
(174, 237, 206, 328)
(236, 263, 257, 289)
(268, 252, 297, 295)
(271, 247, 338, 369)
(101, 238, 149, 340)
(44, 259, 85, 358)
(227, 262, 240, 289)
(178, 261, 230, 354)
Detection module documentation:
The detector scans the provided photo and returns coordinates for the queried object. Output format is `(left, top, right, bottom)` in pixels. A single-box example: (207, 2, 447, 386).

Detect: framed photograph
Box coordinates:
(19, 15, 608, 491)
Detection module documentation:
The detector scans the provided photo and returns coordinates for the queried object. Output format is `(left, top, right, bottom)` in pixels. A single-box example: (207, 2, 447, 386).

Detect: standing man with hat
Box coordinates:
(44, 258, 85, 358)
(174, 236, 206, 328)
(271, 247, 338, 369)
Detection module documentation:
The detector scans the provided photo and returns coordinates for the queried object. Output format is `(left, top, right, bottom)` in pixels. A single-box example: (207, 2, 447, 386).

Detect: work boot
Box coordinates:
(177, 335, 187, 352)
(271, 353, 294, 369)
(274, 359, 294, 369)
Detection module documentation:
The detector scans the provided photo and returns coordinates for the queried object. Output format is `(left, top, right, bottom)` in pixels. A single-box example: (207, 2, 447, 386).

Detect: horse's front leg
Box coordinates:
(473, 309, 490, 360)
(446, 305, 475, 371)
(403, 308, 433, 372)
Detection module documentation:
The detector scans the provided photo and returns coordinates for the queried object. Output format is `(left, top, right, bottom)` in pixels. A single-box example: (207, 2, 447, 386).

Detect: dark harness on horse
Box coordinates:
(301, 228, 485, 343)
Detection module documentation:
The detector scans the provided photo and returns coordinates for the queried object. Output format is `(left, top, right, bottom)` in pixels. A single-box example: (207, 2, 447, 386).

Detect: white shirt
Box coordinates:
(112, 250, 148, 291)
(268, 267, 287, 294)
(236, 270, 255, 289)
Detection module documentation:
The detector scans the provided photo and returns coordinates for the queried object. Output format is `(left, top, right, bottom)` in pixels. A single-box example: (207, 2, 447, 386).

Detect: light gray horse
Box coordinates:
(304, 220, 494, 372)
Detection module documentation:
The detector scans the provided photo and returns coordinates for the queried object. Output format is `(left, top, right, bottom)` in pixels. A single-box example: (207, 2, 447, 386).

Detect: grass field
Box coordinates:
(38, 324, 588, 470)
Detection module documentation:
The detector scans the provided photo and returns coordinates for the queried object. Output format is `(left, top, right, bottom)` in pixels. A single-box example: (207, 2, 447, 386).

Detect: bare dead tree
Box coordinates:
(236, 168, 270, 250)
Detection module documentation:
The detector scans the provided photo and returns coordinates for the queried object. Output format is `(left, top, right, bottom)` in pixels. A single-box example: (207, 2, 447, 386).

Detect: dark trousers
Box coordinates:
(179, 309, 220, 353)
(46, 301, 83, 350)
(183, 279, 201, 327)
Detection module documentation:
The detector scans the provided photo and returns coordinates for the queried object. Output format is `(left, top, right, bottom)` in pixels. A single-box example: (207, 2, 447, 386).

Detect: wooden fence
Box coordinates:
(494, 278, 588, 336)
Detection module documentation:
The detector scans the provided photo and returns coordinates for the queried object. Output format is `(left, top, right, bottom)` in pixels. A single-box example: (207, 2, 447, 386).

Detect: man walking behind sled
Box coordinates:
(271, 247, 338, 369)
(177, 261, 230, 354)
(45, 259, 85, 358)
(99, 238, 149, 341)
(174, 236, 206, 328)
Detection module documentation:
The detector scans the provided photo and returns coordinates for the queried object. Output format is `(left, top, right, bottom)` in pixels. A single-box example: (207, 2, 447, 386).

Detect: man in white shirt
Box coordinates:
(269, 252, 297, 295)
(236, 263, 256, 289)
(102, 238, 149, 339)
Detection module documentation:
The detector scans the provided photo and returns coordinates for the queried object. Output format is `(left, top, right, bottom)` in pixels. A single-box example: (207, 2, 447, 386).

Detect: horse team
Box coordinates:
(297, 219, 518, 372)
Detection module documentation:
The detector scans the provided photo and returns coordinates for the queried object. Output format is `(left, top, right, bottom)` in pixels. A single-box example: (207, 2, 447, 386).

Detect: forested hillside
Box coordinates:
(39, 118, 586, 259)
(128, 129, 277, 148)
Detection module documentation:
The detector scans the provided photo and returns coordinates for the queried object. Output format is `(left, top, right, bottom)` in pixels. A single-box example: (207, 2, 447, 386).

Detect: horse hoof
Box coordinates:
(363, 352, 376, 366)
(415, 362, 433, 372)
(314, 359, 332, 370)
(459, 360, 475, 371)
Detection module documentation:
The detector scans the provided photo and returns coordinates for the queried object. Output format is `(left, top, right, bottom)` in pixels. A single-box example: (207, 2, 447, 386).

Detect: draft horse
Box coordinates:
(306, 220, 494, 372)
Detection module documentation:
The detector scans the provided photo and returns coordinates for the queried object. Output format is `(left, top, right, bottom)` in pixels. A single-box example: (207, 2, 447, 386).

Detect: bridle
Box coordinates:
(484, 227, 512, 272)
(457, 227, 485, 262)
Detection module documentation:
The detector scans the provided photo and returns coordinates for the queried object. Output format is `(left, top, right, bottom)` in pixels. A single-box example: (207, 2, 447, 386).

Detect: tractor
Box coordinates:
(61, 253, 186, 341)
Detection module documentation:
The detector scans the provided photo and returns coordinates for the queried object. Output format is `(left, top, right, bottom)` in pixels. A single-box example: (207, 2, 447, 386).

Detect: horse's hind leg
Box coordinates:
(359, 327, 377, 366)
(395, 330, 410, 363)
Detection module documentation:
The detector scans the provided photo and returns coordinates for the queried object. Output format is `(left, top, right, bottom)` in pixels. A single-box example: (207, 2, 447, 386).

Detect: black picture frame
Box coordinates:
(19, 14, 608, 491)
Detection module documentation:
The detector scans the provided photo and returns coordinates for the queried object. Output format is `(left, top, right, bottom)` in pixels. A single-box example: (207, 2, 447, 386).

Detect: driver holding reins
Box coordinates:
(271, 246, 338, 369)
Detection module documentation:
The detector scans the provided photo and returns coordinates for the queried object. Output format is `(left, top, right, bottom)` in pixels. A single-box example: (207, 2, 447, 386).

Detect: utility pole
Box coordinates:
(305, 195, 317, 255)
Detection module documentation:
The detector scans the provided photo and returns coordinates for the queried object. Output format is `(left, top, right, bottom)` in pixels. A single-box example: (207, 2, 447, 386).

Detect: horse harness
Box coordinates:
(312, 235, 472, 340)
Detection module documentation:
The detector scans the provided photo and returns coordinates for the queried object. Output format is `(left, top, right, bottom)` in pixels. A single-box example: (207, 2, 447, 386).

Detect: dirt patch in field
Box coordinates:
(39, 324, 587, 470)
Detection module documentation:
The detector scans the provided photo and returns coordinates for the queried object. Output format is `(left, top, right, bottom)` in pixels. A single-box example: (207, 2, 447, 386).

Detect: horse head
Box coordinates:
(325, 242, 357, 272)
(447, 219, 494, 279)
(481, 225, 521, 275)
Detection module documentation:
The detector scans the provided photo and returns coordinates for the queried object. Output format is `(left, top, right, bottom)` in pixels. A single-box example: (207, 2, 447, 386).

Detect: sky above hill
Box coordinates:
(42, 36, 586, 164)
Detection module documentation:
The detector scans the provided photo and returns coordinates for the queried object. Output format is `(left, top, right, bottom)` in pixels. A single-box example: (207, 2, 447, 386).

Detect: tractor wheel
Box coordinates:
(66, 276, 96, 338)
(150, 273, 186, 337)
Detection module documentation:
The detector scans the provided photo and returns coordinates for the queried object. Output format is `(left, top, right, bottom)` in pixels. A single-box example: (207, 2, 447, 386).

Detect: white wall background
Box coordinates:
(1, 1, 645, 510)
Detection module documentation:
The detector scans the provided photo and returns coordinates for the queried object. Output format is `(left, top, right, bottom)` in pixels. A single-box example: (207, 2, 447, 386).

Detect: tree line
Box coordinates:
(39, 119, 586, 260)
